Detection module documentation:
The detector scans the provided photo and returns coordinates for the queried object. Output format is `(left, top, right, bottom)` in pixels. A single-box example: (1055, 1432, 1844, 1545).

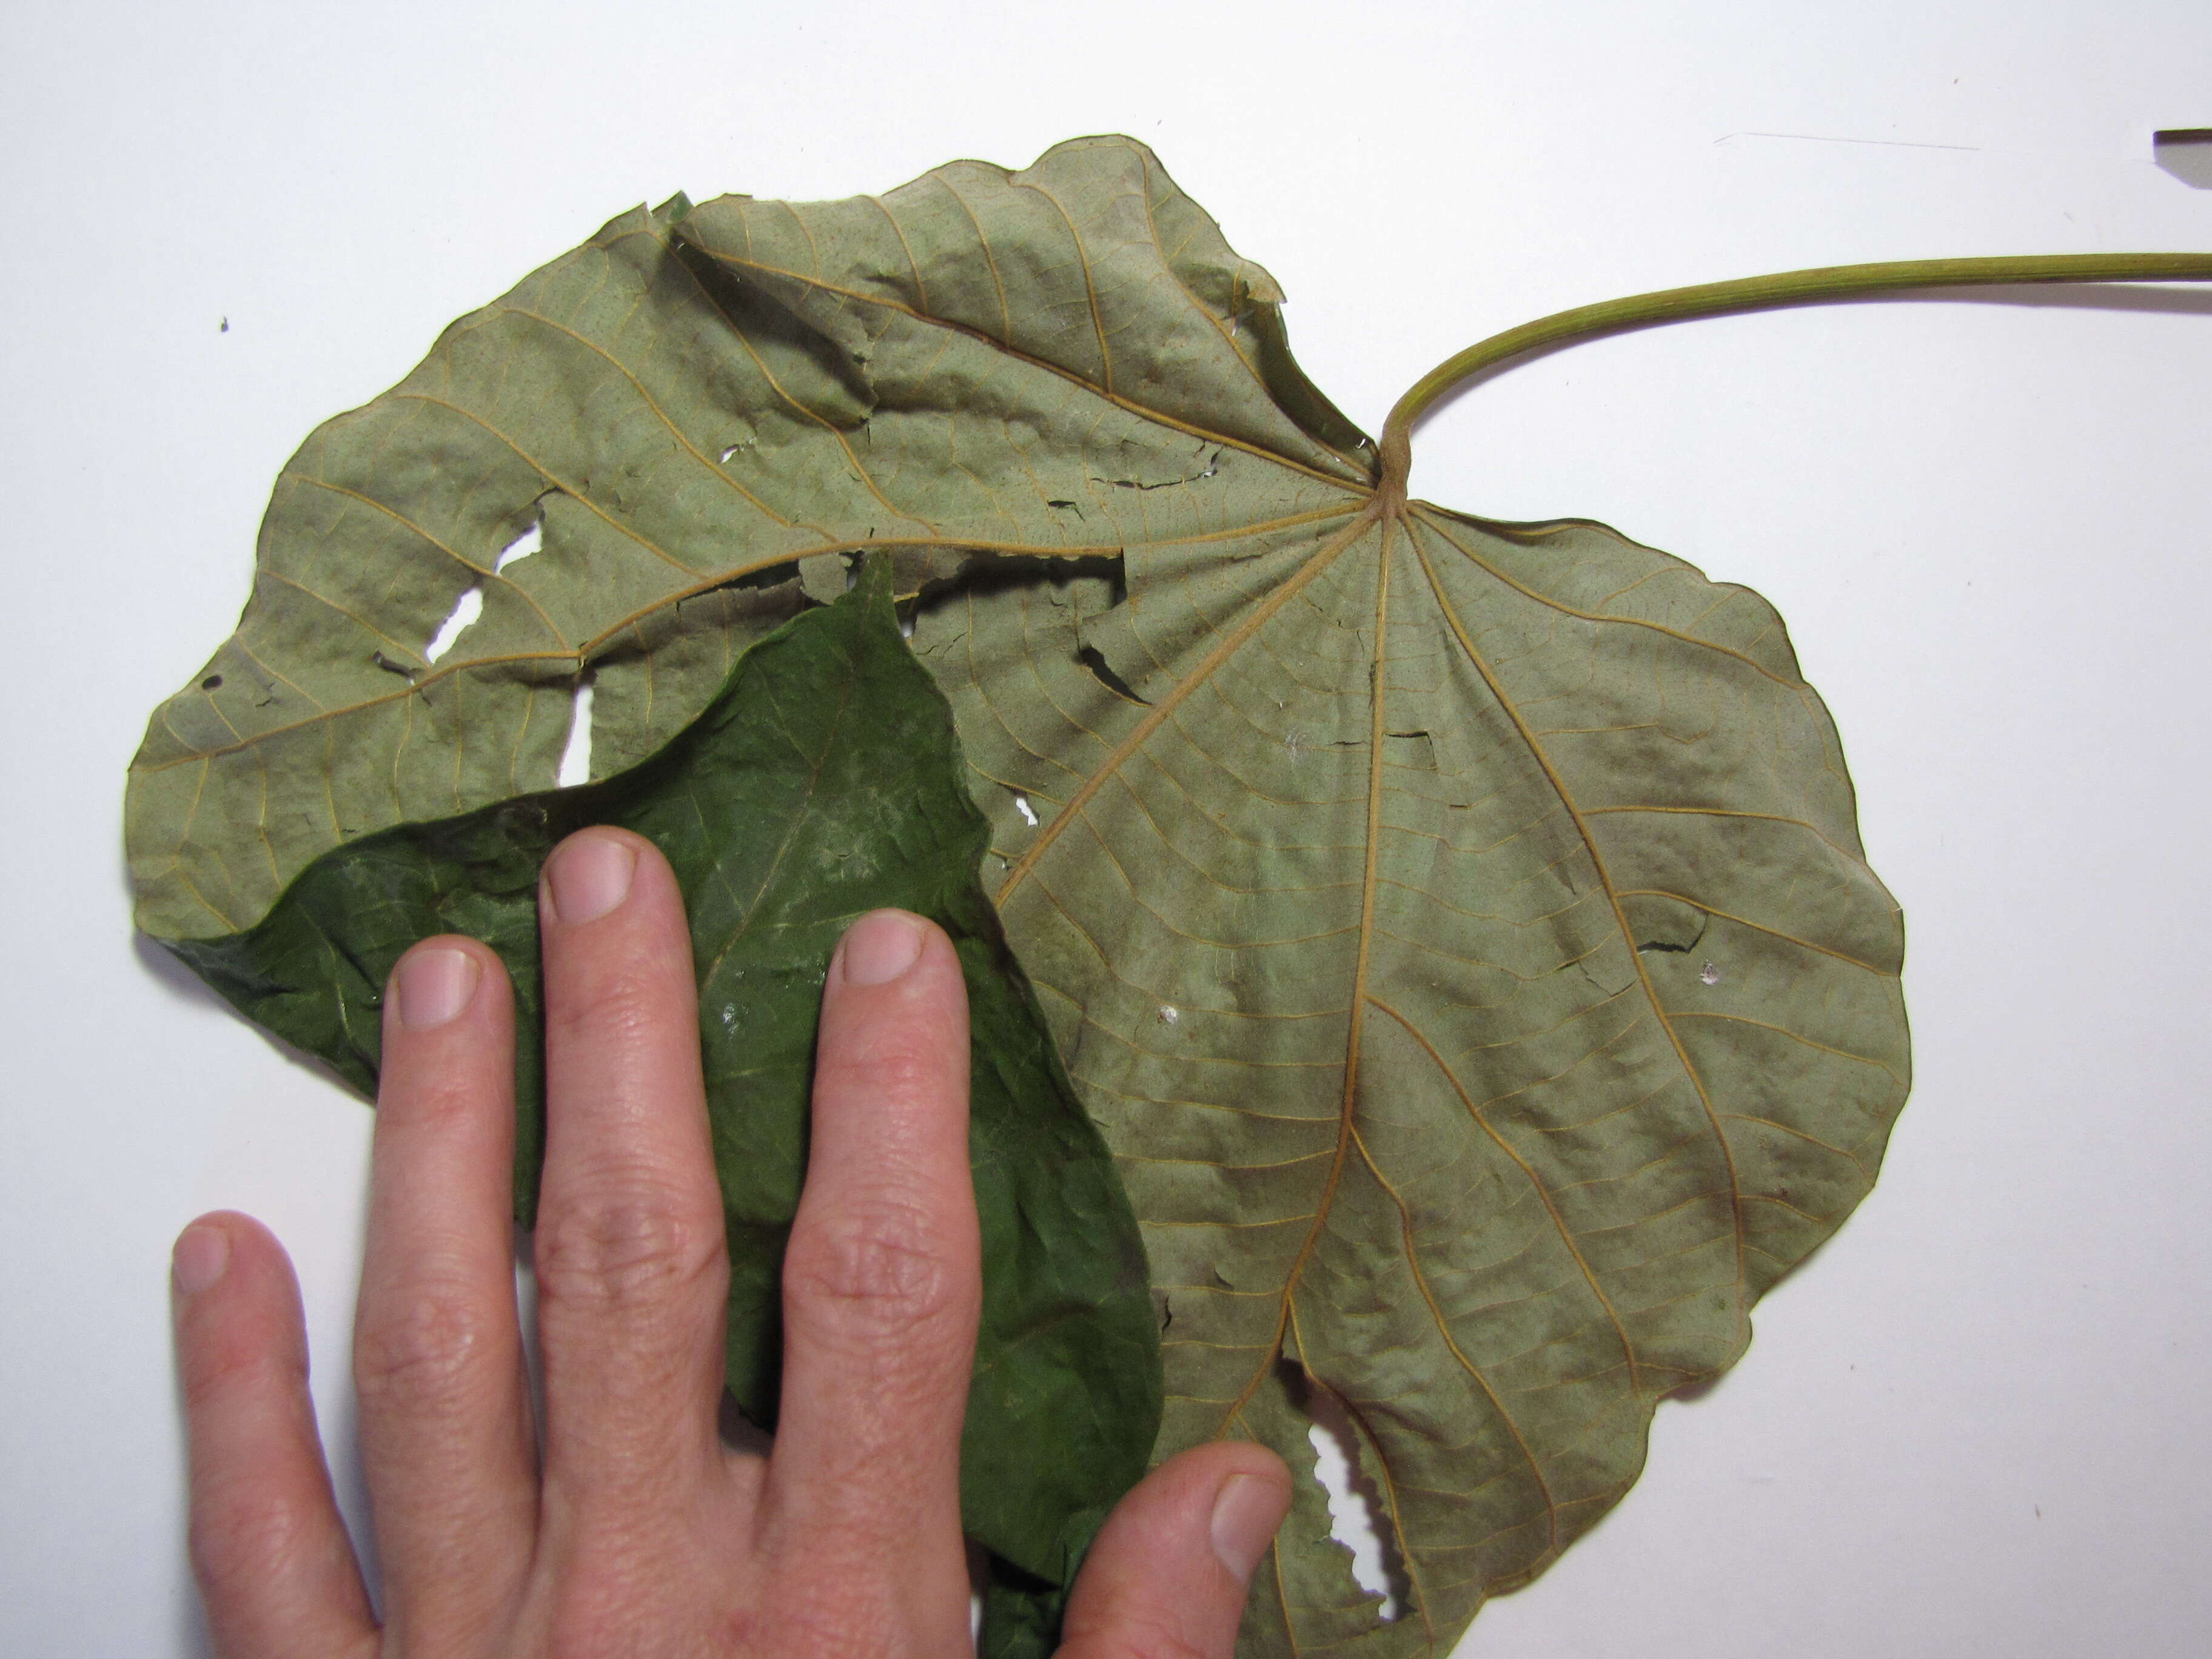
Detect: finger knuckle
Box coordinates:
(1066, 1609, 1213, 1659)
(535, 1187, 721, 1313)
(189, 1491, 315, 1594)
(814, 1032, 948, 1113)
(352, 1284, 496, 1415)
(180, 1333, 306, 1418)
(378, 1064, 480, 1129)
(734, 1589, 896, 1659)
(783, 1203, 960, 1336)
(546, 971, 669, 1056)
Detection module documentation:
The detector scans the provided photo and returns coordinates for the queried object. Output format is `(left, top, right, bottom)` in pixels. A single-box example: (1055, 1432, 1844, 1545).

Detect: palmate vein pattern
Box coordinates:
(920, 487, 1904, 1654)
(130, 135, 1910, 1658)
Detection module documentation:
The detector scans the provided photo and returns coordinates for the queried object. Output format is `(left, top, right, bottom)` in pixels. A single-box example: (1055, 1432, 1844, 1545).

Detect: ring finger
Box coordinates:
(352, 937, 536, 1642)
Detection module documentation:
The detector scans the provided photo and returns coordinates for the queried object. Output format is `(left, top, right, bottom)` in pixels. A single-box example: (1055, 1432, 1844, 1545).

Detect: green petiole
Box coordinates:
(1375, 252, 2212, 501)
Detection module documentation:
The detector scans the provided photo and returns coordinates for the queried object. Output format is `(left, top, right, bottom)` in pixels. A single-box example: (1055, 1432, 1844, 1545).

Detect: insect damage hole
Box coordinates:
(1304, 1399, 1406, 1624)
(1012, 791, 1040, 827)
(424, 584, 484, 664)
(557, 674, 595, 787)
(2153, 129, 2212, 189)
(495, 516, 544, 574)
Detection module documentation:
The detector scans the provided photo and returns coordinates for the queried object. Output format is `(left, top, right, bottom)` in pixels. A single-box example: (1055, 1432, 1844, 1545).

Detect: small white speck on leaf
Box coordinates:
(1158, 1004, 1179, 1025)
(1700, 961, 1721, 986)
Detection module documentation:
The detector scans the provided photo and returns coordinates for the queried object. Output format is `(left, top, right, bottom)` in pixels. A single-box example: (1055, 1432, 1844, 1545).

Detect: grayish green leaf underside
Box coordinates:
(130, 136, 1910, 1656)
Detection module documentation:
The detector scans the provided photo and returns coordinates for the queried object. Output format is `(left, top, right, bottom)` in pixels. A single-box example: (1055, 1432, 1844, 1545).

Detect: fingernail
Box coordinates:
(547, 833, 636, 924)
(839, 909, 926, 986)
(1210, 1473, 1285, 1585)
(172, 1224, 230, 1296)
(396, 947, 479, 1030)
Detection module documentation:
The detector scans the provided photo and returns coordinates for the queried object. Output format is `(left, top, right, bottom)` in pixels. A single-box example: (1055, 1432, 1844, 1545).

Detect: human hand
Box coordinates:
(171, 826, 1292, 1657)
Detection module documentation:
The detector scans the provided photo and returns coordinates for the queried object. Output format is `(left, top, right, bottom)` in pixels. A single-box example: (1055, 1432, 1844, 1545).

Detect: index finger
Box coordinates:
(760, 911, 978, 1590)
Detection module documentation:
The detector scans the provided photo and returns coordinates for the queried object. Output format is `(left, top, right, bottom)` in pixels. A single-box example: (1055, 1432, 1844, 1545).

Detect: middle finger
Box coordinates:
(533, 828, 729, 1518)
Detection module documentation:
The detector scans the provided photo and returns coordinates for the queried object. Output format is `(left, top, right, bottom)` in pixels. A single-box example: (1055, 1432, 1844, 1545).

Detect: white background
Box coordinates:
(4, 2, 2208, 1654)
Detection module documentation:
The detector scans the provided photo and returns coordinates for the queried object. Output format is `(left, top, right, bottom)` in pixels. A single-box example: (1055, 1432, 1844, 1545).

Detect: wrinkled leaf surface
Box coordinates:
(170, 562, 1160, 1646)
(130, 136, 1910, 1656)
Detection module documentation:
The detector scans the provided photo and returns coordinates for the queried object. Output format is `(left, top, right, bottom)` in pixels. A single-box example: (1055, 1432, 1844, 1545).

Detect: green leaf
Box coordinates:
(130, 136, 1933, 1654)
(168, 558, 1161, 1648)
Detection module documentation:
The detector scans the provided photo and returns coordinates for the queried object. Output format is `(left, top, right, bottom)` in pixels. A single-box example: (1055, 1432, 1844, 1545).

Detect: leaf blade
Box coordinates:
(171, 562, 1163, 1648)
(134, 136, 1912, 1658)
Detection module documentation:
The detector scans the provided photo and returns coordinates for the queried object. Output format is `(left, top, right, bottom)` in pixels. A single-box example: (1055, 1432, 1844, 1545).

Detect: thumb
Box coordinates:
(1057, 1443, 1293, 1658)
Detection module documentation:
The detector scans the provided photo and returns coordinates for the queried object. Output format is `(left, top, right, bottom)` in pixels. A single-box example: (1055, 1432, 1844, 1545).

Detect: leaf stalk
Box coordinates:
(1375, 252, 2212, 498)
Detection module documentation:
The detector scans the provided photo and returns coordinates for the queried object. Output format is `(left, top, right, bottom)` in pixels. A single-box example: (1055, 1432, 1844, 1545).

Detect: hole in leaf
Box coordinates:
(964, 1538, 989, 1648)
(424, 583, 484, 664)
(1012, 792, 1040, 828)
(913, 551, 1125, 611)
(2153, 129, 2212, 189)
(495, 517, 543, 574)
(1304, 1389, 1407, 1623)
(557, 674, 595, 787)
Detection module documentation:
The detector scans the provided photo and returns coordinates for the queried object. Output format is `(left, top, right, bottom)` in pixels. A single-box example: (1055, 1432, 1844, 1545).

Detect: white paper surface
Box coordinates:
(4, 3, 2207, 1653)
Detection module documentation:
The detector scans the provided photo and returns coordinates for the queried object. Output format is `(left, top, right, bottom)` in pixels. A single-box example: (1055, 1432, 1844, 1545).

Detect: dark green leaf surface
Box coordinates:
(171, 560, 1161, 1646)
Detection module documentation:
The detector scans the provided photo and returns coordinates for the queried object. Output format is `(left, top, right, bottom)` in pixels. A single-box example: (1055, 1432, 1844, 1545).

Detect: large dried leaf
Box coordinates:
(130, 136, 1909, 1656)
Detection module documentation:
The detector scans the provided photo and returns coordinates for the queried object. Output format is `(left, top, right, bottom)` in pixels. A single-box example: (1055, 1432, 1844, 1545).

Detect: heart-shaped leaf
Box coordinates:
(130, 137, 1917, 1655)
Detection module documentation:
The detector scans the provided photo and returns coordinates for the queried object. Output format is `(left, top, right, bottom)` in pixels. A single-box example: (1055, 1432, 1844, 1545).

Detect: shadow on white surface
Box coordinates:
(128, 915, 365, 1101)
(2153, 129, 2212, 189)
